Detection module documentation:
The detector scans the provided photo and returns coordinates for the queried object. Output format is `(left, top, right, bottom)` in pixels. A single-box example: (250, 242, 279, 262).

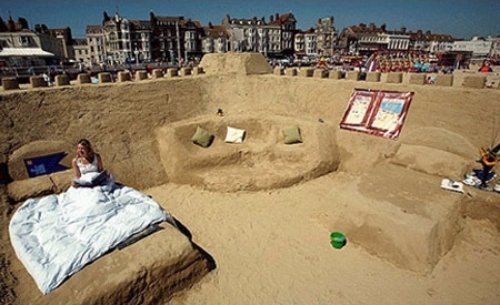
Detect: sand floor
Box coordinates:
(143, 172, 500, 305)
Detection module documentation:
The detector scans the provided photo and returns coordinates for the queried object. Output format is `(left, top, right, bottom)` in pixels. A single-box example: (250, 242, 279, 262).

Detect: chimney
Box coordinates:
(270, 15, 274, 22)
(369, 23, 375, 30)
(401, 26, 406, 33)
(381, 23, 386, 31)
(208, 21, 213, 28)
(275, 13, 279, 21)
(7, 16, 15, 32)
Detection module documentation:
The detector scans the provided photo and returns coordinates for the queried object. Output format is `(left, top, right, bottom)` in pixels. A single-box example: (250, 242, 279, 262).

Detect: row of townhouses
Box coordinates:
(337, 22, 498, 60)
(1, 13, 499, 68)
(73, 12, 299, 66)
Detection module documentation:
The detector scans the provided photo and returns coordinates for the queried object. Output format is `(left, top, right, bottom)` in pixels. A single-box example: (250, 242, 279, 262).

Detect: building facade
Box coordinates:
(487, 36, 500, 60)
(101, 14, 132, 64)
(46, 27, 74, 59)
(315, 17, 336, 56)
(181, 19, 204, 60)
(0, 30, 57, 66)
(293, 31, 305, 57)
(222, 12, 296, 57)
(269, 13, 296, 56)
(202, 23, 229, 53)
(223, 15, 265, 52)
(304, 29, 317, 56)
(264, 23, 281, 55)
(4, 11, 473, 67)
(410, 30, 454, 53)
(149, 14, 184, 63)
(338, 23, 457, 56)
(129, 20, 152, 63)
(86, 25, 105, 66)
(73, 38, 88, 64)
(453, 37, 493, 61)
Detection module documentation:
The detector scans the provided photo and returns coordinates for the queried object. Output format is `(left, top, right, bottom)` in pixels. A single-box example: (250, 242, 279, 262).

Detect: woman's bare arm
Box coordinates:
(71, 158, 81, 188)
(96, 154, 104, 172)
(72, 158, 81, 178)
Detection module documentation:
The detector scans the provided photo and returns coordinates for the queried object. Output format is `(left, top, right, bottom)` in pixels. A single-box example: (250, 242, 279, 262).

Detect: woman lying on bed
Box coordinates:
(71, 138, 110, 187)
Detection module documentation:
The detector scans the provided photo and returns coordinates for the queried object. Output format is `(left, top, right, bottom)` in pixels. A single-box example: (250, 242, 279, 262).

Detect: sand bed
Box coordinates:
(7, 222, 212, 305)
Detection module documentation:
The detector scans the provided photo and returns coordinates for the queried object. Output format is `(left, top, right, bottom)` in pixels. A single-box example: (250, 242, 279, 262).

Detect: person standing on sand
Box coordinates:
(317, 56, 327, 69)
(42, 72, 51, 86)
(478, 144, 500, 189)
(478, 60, 493, 73)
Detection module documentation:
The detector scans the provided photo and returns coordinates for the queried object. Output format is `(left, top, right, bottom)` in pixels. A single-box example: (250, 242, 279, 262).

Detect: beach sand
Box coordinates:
(1, 53, 499, 304)
(144, 179, 500, 305)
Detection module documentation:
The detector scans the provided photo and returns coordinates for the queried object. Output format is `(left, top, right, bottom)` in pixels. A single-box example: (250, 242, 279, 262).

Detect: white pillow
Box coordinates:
(77, 172, 101, 184)
(225, 126, 246, 143)
(73, 172, 108, 187)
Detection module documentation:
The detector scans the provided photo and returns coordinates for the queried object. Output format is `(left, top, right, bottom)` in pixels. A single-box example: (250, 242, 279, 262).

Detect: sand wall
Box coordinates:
(199, 74, 499, 174)
(1, 71, 499, 190)
(0, 79, 210, 189)
(200, 52, 273, 75)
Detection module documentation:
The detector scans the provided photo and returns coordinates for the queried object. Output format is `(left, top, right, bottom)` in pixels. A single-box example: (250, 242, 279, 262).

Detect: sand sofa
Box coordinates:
(156, 113, 340, 192)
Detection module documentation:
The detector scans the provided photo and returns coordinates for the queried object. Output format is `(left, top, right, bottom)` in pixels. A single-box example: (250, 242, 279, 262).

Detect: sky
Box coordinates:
(1, 0, 499, 40)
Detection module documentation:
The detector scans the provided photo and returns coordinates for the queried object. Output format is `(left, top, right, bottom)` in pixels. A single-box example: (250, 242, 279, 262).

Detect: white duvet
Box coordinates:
(9, 179, 171, 294)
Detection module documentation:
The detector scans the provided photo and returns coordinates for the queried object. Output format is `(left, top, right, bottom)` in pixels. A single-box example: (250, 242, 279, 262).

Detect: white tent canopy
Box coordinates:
(0, 48, 55, 57)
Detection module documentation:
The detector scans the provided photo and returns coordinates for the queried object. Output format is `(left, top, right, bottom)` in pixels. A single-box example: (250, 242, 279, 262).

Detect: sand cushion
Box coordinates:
(192, 126, 214, 147)
(282, 126, 302, 144)
(225, 126, 246, 143)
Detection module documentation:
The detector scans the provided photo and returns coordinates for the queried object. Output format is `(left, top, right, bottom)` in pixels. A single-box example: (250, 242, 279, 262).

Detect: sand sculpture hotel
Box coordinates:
(0, 11, 499, 69)
(1, 49, 499, 304)
(1, 8, 500, 305)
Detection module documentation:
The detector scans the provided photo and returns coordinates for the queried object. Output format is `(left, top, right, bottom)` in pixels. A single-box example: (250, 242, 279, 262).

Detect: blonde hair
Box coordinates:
(78, 138, 95, 159)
